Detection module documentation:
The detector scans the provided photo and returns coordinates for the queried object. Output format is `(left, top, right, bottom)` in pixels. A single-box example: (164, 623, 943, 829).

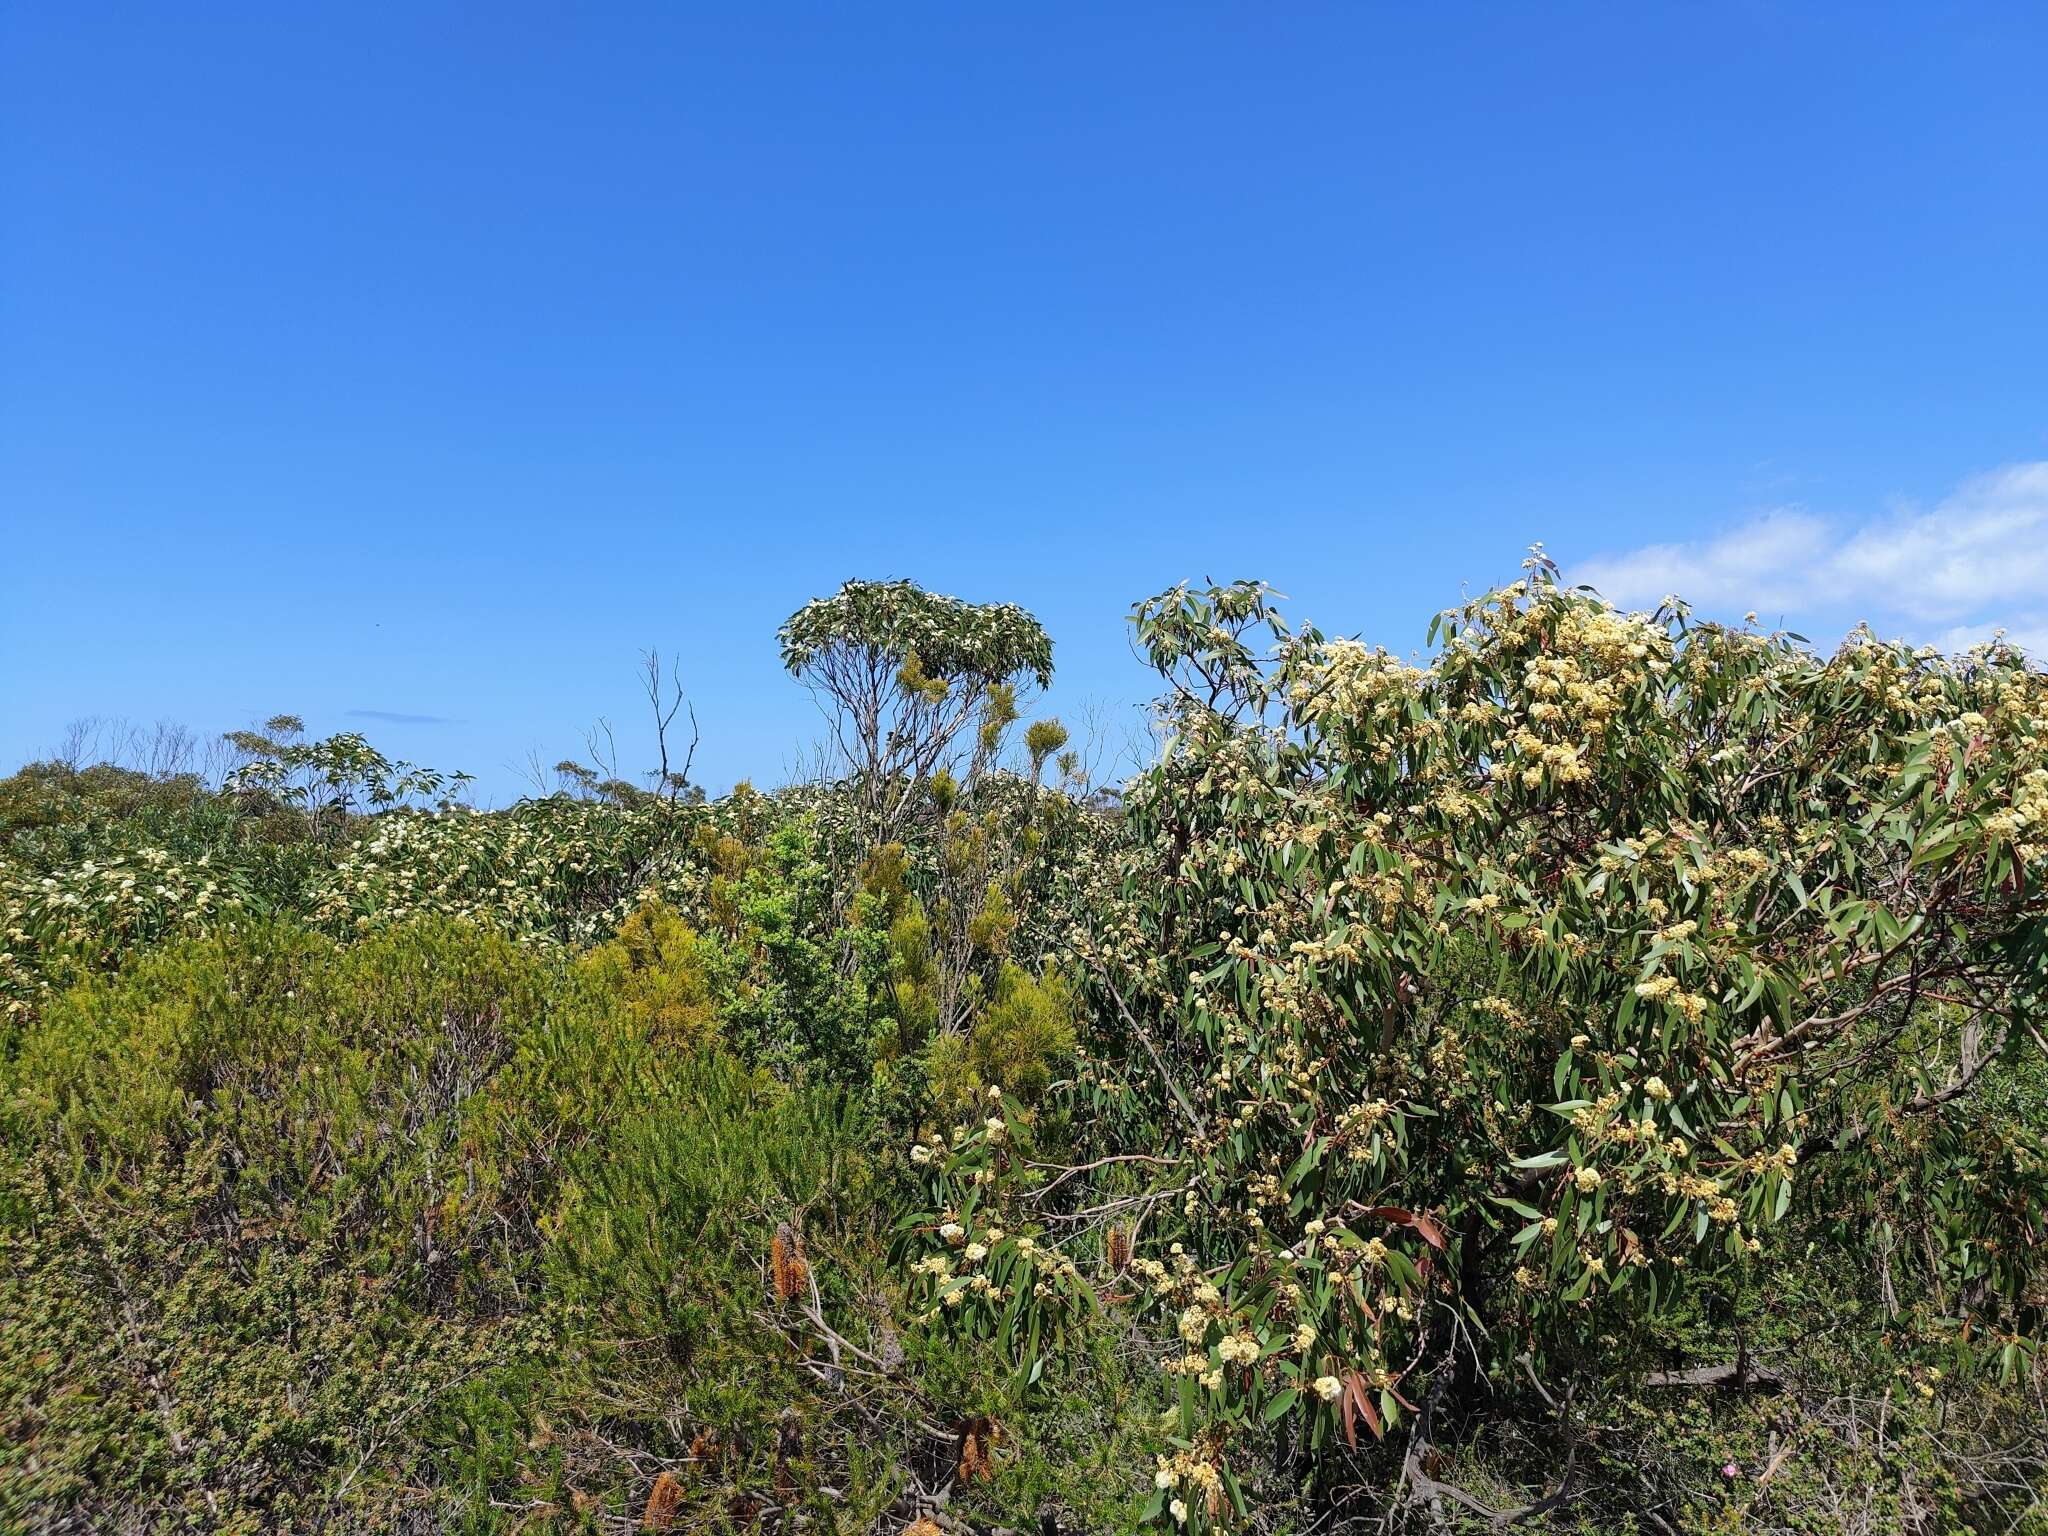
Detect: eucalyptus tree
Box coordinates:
(225, 719, 468, 824)
(903, 557, 2048, 1528)
(779, 578, 1055, 847)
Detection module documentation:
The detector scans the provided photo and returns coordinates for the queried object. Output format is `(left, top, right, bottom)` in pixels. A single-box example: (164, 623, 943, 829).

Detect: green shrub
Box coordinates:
(884, 899, 941, 1051)
(0, 918, 553, 1529)
(0, 912, 1123, 1529)
(6, 566, 2046, 1533)
(576, 897, 719, 1048)
(926, 962, 1076, 1112)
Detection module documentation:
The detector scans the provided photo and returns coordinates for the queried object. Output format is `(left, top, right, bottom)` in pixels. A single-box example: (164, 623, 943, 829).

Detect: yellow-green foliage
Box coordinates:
(977, 680, 1019, 756)
(0, 915, 969, 1530)
(860, 844, 940, 1053)
(577, 898, 717, 1047)
(1024, 718, 1068, 781)
(897, 649, 949, 705)
(0, 919, 555, 1528)
(693, 813, 761, 938)
(966, 881, 1018, 956)
(926, 962, 1075, 1110)
(858, 840, 913, 920)
(886, 902, 940, 1050)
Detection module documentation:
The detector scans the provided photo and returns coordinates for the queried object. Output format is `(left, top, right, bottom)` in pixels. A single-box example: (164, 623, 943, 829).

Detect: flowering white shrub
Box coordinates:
(908, 560, 2048, 1529)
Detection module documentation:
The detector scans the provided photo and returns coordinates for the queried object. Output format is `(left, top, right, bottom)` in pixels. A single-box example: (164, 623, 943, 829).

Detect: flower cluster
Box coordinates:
(1039, 564, 2048, 1526)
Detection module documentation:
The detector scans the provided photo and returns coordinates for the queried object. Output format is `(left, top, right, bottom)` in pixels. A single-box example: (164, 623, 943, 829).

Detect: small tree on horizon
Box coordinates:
(778, 578, 1055, 846)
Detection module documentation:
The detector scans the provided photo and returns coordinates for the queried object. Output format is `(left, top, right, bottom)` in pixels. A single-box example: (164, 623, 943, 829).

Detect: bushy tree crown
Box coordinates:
(779, 578, 1053, 690)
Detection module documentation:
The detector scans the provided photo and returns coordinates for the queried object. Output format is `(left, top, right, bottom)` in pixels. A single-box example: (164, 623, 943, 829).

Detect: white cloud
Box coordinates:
(1574, 462, 2048, 649)
(1573, 512, 1835, 616)
(1936, 619, 2048, 658)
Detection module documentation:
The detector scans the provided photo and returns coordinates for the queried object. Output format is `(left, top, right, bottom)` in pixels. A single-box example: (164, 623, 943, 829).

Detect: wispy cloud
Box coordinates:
(347, 709, 456, 726)
(1574, 462, 2048, 649)
(1934, 618, 2048, 659)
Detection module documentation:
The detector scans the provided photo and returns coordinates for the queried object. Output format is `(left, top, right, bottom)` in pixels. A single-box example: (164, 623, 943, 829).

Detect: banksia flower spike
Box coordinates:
(770, 1221, 809, 1303)
(641, 1470, 683, 1530)
(957, 1415, 1001, 1482)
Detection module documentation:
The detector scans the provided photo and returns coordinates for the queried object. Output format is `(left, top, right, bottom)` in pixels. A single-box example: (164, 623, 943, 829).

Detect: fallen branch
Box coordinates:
(1399, 1372, 1579, 1529)
(1643, 1360, 1785, 1391)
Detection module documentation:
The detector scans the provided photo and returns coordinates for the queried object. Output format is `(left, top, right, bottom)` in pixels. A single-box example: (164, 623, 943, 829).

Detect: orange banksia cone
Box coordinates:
(1106, 1224, 1132, 1271)
(770, 1221, 809, 1302)
(641, 1470, 682, 1530)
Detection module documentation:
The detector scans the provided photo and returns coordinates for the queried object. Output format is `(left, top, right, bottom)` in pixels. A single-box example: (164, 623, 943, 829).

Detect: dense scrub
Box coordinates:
(3, 572, 2046, 1532)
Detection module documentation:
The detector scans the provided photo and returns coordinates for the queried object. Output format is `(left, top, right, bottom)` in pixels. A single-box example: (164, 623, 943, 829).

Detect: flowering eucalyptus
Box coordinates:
(779, 579, 1053, 847)
(911, 556, 2048, 1526)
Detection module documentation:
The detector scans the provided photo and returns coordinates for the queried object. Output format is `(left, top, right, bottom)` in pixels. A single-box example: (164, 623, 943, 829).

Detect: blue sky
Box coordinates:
(5, 4, 2046, 801)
